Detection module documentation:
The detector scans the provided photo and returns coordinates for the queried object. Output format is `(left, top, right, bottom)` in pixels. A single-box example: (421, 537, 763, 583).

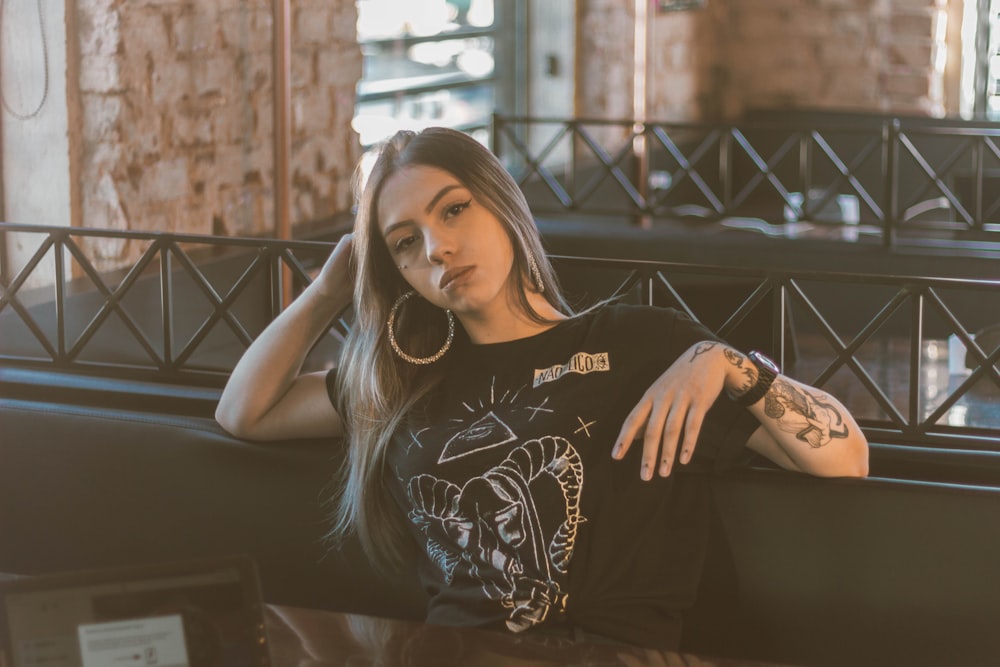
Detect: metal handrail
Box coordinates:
(3, 222, 1000, 448)
(493, 114, 1000, 245)
(0, 223, 343, 384)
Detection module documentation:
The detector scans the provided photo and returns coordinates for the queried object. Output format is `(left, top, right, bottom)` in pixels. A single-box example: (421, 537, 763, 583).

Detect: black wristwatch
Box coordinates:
(734, 351, 780, 407)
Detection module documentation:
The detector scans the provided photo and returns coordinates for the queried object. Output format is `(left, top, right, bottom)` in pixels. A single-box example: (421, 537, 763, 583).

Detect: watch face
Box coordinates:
(750, 351, 780, 373)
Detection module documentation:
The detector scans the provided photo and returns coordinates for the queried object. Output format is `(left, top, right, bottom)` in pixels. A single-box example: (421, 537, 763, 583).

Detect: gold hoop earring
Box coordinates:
(387, 291, 455, 365)
(527, 252, 545, 293)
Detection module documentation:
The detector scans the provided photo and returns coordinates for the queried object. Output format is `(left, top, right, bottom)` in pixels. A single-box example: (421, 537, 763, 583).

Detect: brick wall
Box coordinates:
(579, 0, 956, 122)
(718, 0, 951, 117)
(646, 8, 721, 121)
(576, 0, 636, 122)
(74, 0, 361, 269)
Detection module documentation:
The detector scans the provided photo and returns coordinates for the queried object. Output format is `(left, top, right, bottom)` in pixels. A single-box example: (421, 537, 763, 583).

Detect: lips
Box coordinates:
(439, 266, 474, 290)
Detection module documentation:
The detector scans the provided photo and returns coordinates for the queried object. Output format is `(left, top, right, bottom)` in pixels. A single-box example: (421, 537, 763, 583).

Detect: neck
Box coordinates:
(458, 292, 566, 345)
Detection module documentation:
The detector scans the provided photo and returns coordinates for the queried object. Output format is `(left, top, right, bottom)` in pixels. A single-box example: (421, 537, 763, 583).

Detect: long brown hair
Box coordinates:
(328, 128, 570, 571)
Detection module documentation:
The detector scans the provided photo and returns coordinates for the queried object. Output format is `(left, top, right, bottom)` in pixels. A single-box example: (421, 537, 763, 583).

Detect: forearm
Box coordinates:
(744, 375, 869, 477)
(715, 344, 868, 477)
(216, 280, 350, 436)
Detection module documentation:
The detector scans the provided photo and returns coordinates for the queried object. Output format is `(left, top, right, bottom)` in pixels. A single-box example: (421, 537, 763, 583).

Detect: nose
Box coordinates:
(423, 224, 456, 264)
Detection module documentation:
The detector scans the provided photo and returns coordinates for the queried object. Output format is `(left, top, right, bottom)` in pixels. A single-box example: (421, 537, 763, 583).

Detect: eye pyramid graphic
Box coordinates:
(438, 411, 517, 463)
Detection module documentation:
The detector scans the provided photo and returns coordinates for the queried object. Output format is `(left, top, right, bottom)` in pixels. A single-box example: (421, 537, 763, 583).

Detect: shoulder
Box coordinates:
(576, 302, 721, 358)
(583, 302, 696, 333)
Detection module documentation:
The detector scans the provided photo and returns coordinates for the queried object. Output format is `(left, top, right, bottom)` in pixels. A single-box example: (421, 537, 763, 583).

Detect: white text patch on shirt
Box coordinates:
(533, 352, 610, 388)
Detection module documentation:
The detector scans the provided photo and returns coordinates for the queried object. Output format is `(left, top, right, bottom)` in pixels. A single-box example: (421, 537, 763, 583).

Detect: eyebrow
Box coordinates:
(425, 184, 462, 214)
(382, 184, 464, 236)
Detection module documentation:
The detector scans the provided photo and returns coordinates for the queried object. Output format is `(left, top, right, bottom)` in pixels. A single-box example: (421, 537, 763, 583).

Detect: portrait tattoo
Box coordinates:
(763, 379, 850, 448)
(690, 341, 718, 360)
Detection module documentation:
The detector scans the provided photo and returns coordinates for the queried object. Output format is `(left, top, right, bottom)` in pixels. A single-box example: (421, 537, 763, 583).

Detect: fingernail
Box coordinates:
(612, 442, 622, 458)
(660, 459, 670, 476)
(641, 462, 651, 480)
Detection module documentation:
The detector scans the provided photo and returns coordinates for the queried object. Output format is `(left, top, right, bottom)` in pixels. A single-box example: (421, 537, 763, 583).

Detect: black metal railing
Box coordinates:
(492, 114, 1000, 247)
(3, 222, 1000, 449)
(550, 254, 1000, 450)
(0, 223, 345, 385)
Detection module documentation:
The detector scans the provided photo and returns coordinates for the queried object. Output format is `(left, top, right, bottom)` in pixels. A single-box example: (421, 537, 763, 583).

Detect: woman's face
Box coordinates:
(377, 165, 516, 321)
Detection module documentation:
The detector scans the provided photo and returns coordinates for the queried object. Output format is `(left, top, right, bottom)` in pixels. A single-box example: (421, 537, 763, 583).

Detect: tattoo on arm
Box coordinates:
(690, 341, 718, 360)
(723, 348, 757, 394)
(763, 379, 850, 448)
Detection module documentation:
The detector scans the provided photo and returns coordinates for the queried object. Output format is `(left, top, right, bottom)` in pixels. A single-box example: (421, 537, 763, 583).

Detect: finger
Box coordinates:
(641, 397, 675, 480)
(616, 649, 668, 667)
(616, 652, 644, 667)
(665, 651, 692, 667)
(678, 407, 706, 465)
(656, 401, 687, 477)
(614, 399, 652, 460)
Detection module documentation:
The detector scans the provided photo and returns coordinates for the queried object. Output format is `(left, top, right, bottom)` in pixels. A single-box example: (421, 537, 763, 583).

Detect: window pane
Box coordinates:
(354, 0, 496, 145)
(358, 36, 494, 98)
(986, 0, 1000, 118)
(354, 83, 494, 146)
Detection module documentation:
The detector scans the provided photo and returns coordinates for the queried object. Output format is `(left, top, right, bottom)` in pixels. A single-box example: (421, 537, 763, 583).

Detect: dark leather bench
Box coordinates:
(0, 393, 426, 621)
(4, 380, 1000, 667)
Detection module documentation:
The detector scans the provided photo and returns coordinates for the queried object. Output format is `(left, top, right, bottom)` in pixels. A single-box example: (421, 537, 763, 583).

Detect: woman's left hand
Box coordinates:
(612, 341, 740, 480)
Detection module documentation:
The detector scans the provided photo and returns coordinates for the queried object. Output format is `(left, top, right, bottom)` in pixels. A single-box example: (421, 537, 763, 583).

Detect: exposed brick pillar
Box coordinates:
(72, 0, 362, 270)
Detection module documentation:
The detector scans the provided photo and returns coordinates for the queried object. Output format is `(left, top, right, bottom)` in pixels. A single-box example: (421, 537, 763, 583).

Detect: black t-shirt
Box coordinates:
(328, 304, 760, 649)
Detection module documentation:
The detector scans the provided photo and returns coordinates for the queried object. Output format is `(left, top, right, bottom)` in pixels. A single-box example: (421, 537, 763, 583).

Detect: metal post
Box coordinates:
(54, 232, 66, 361)
(160, 241, 173, 369)
(974, 137, 984, 232)
(909, 287, 924, 439)
(799, 130, 812, 216)
(774, 278, 787, 368)
(0, 25, 5, 281)
(721, 129, 732, 215)
(883, 119, 899, 250)
(273, 0, 293, 308)
(633, 0, 650, 228)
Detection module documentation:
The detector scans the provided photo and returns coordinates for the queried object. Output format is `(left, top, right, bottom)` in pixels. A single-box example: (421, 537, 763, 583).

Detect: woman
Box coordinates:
(216, 127, 867, 650)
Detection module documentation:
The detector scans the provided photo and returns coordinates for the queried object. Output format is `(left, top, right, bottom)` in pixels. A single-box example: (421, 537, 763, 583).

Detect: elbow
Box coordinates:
(796, 430, 868, 479)
(854, 448, 870, 478)
(820, 433, 870, 478)
(848, 431, 870, 478)
(839, 453, 869, 479)
(215, 404, 257, 440)
(215, 406, 240, 437)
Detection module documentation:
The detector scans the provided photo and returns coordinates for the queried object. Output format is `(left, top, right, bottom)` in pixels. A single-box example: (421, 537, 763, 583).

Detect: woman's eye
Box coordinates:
(444, 200, 471, 218)
(393, 235, 417, 253)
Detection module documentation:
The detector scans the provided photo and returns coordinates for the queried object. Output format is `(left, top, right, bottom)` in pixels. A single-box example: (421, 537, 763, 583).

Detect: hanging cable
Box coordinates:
(0, 0, 49, 120)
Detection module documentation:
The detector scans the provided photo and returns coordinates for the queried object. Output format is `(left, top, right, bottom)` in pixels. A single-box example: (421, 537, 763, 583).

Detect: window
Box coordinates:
(987, 0, 1000, 117)
(353, 0, 517, 146)
(962, 0, 1000, 119)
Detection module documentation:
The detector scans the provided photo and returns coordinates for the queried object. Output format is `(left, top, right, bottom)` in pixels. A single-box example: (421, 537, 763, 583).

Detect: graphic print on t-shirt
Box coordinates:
(533, 351, 610, 388)
(405, 376, 588, 632)
(438, 411, 517, 463)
